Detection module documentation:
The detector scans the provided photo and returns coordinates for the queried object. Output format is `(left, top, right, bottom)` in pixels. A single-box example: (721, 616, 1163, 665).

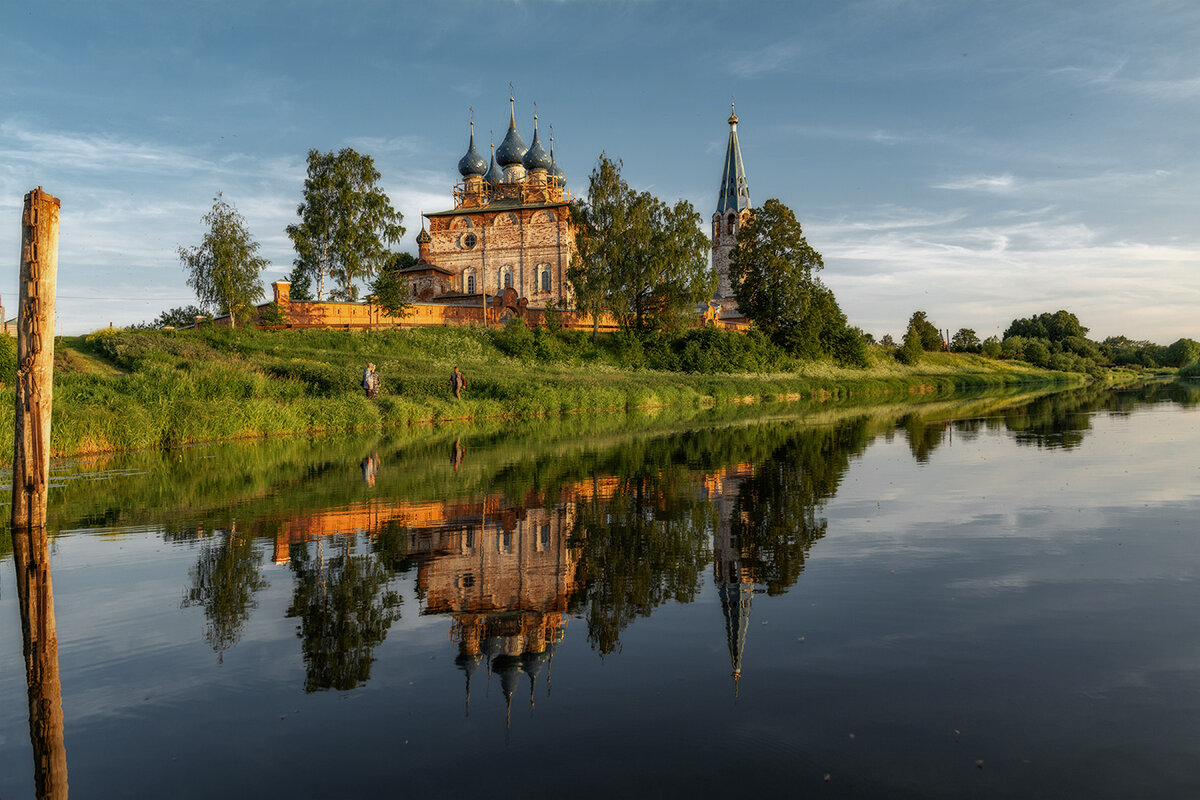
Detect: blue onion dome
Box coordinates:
(522, 113, 553, 172)
(495, 97, 528, 168)
(486, 136, 504, 185)
(549, 126, 565, 183)
(457, 121, 488, 177)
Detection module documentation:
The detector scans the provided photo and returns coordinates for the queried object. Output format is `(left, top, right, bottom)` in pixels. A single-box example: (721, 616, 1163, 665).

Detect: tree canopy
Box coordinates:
(177, 193, 269, 328)
(367, 251, 416, 318)
(151, 305, 209, 329)
(729, 198, 864, 363)
(285, 264, 314, 301)
(950, 328, 981, 353)
(1004, 310, 1087, 342)
(286, 148, 405, 302)
(907, 311, 942, 351)
(569, 154, 713, 332)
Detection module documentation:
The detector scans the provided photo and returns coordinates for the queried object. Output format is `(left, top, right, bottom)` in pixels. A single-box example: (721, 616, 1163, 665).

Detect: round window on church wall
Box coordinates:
(460, 232, 477, 250)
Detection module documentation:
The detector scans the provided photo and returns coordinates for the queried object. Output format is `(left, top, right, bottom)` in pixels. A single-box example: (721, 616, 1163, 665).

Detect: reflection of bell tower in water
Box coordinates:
(711, 479, 754, 692)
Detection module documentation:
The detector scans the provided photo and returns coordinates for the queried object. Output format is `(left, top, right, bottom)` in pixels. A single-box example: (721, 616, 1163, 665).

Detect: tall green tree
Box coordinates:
(367, 252, 414, 319)
(285, 264, 314, 301)
(908, 311, 943, 351)
(286, 148, 405, 302)
(1164, 337, 1200, 368)
(729, 198, 858, 360)
(950, 327, 981, 353)
(567, 156, 622, 339)
(569, 154, 713, 332)
(177, 193, 269, 327)
(895, 323, 924, 365)
(1004, 310, 1088, 342)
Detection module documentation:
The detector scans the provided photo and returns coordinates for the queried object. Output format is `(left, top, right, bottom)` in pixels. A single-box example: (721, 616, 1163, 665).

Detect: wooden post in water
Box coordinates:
(11, 187, 67, 795)
(12, 187, 59, 531)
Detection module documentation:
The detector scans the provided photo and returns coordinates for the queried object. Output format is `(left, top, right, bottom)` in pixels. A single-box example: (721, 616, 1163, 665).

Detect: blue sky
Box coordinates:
(2, 0, 1197, 341)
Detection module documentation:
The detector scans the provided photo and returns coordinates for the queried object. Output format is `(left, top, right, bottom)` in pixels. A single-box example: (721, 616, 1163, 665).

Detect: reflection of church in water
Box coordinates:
(408, 500, 577, 716)
(267, 462, 764, 711)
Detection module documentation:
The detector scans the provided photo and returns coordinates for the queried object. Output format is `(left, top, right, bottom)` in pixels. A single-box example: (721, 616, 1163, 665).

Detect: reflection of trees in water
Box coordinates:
(891, 383, 1194, 457)
(370, 521, 419, 576)
(181, 531, 269, 659)
(569, 470, 715, 655)
(900, 414, 947, 463)
(732, 419, 869, 595)
(285, 537, 402, 692)
(1001, 386, 1106, 449)
(569, 418, 872, 653)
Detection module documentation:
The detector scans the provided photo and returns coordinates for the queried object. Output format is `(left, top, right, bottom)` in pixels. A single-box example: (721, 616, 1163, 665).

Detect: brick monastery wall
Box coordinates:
(248, 281, 746, 332)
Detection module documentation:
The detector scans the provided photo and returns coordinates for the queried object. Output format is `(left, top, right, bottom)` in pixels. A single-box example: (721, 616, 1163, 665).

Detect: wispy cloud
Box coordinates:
(1052, 57, 1200, 100)
(0, 121, 212, 176)
(934, 170, 1170, 196)
(935, 174, 1017, 193)
(728, 41, 803, 78)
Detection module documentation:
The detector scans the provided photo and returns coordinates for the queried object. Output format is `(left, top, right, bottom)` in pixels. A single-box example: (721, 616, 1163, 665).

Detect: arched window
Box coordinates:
(466, 271, 476, 294)
(539, 265, 552, 293)
(500, 267, 513, 292)
(727, 212, 737, 235)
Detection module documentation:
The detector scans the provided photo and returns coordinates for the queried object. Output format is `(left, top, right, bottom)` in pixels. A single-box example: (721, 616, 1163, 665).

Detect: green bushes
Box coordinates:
(0, 336, 16, 383)
(5, 324, 1088, 457)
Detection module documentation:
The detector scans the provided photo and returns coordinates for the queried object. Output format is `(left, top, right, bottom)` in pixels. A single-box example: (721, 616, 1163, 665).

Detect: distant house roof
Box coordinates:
(400, 263, 455, 276)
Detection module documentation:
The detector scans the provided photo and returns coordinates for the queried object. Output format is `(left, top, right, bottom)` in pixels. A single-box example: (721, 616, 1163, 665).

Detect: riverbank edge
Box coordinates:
(25, 341, 1111, 458)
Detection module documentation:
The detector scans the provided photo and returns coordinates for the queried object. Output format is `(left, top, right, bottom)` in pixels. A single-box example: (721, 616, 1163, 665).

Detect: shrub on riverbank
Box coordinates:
(0, 325, 1090, 457)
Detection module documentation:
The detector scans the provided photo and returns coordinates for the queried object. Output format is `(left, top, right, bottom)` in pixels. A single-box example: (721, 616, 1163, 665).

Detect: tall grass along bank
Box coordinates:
(0, 325, 1100, 457)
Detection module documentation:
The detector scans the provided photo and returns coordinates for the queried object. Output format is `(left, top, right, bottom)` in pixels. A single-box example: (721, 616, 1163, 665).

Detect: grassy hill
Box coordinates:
(0, 324, 1096, 457)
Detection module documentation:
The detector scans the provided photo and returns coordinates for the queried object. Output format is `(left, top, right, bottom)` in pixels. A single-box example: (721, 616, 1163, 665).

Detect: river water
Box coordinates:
(1, 382, 1198, 798)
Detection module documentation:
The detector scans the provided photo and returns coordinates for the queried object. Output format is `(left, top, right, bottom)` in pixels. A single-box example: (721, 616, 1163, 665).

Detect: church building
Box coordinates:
(402, 97, 575, 311)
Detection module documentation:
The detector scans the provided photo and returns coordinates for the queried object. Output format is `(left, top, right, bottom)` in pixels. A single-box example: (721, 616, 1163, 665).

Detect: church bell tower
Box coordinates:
(712, 103, 751, 313)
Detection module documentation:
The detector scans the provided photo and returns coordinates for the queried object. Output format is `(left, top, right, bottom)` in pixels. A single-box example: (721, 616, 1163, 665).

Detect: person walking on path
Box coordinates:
(450, 365, 466, 400)
(362, 363, 380, 399)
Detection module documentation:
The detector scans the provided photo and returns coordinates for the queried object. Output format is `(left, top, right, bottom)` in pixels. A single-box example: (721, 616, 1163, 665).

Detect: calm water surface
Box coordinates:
(2, 383, 1198, 798)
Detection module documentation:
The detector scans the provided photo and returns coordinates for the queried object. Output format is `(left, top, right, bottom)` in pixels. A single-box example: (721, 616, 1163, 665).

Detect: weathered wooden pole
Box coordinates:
(11, 188, 67, 795)
(13, 187, 59, 531)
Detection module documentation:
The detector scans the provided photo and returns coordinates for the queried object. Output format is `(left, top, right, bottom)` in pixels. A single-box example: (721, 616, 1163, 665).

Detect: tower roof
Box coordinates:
(457, 120, 488, 178)
(549, 125, 565, 184)
(496, 96, 528, 168)
(486, 134, 504, 185)
(716, 102, 751, 214)
(522, 111, 553, 172)
(718, 580, 753, 689)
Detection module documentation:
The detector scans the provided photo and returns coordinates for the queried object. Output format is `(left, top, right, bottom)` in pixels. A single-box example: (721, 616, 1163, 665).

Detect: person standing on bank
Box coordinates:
(450, 365, 466, 400)
(362, 363, 379, 399)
